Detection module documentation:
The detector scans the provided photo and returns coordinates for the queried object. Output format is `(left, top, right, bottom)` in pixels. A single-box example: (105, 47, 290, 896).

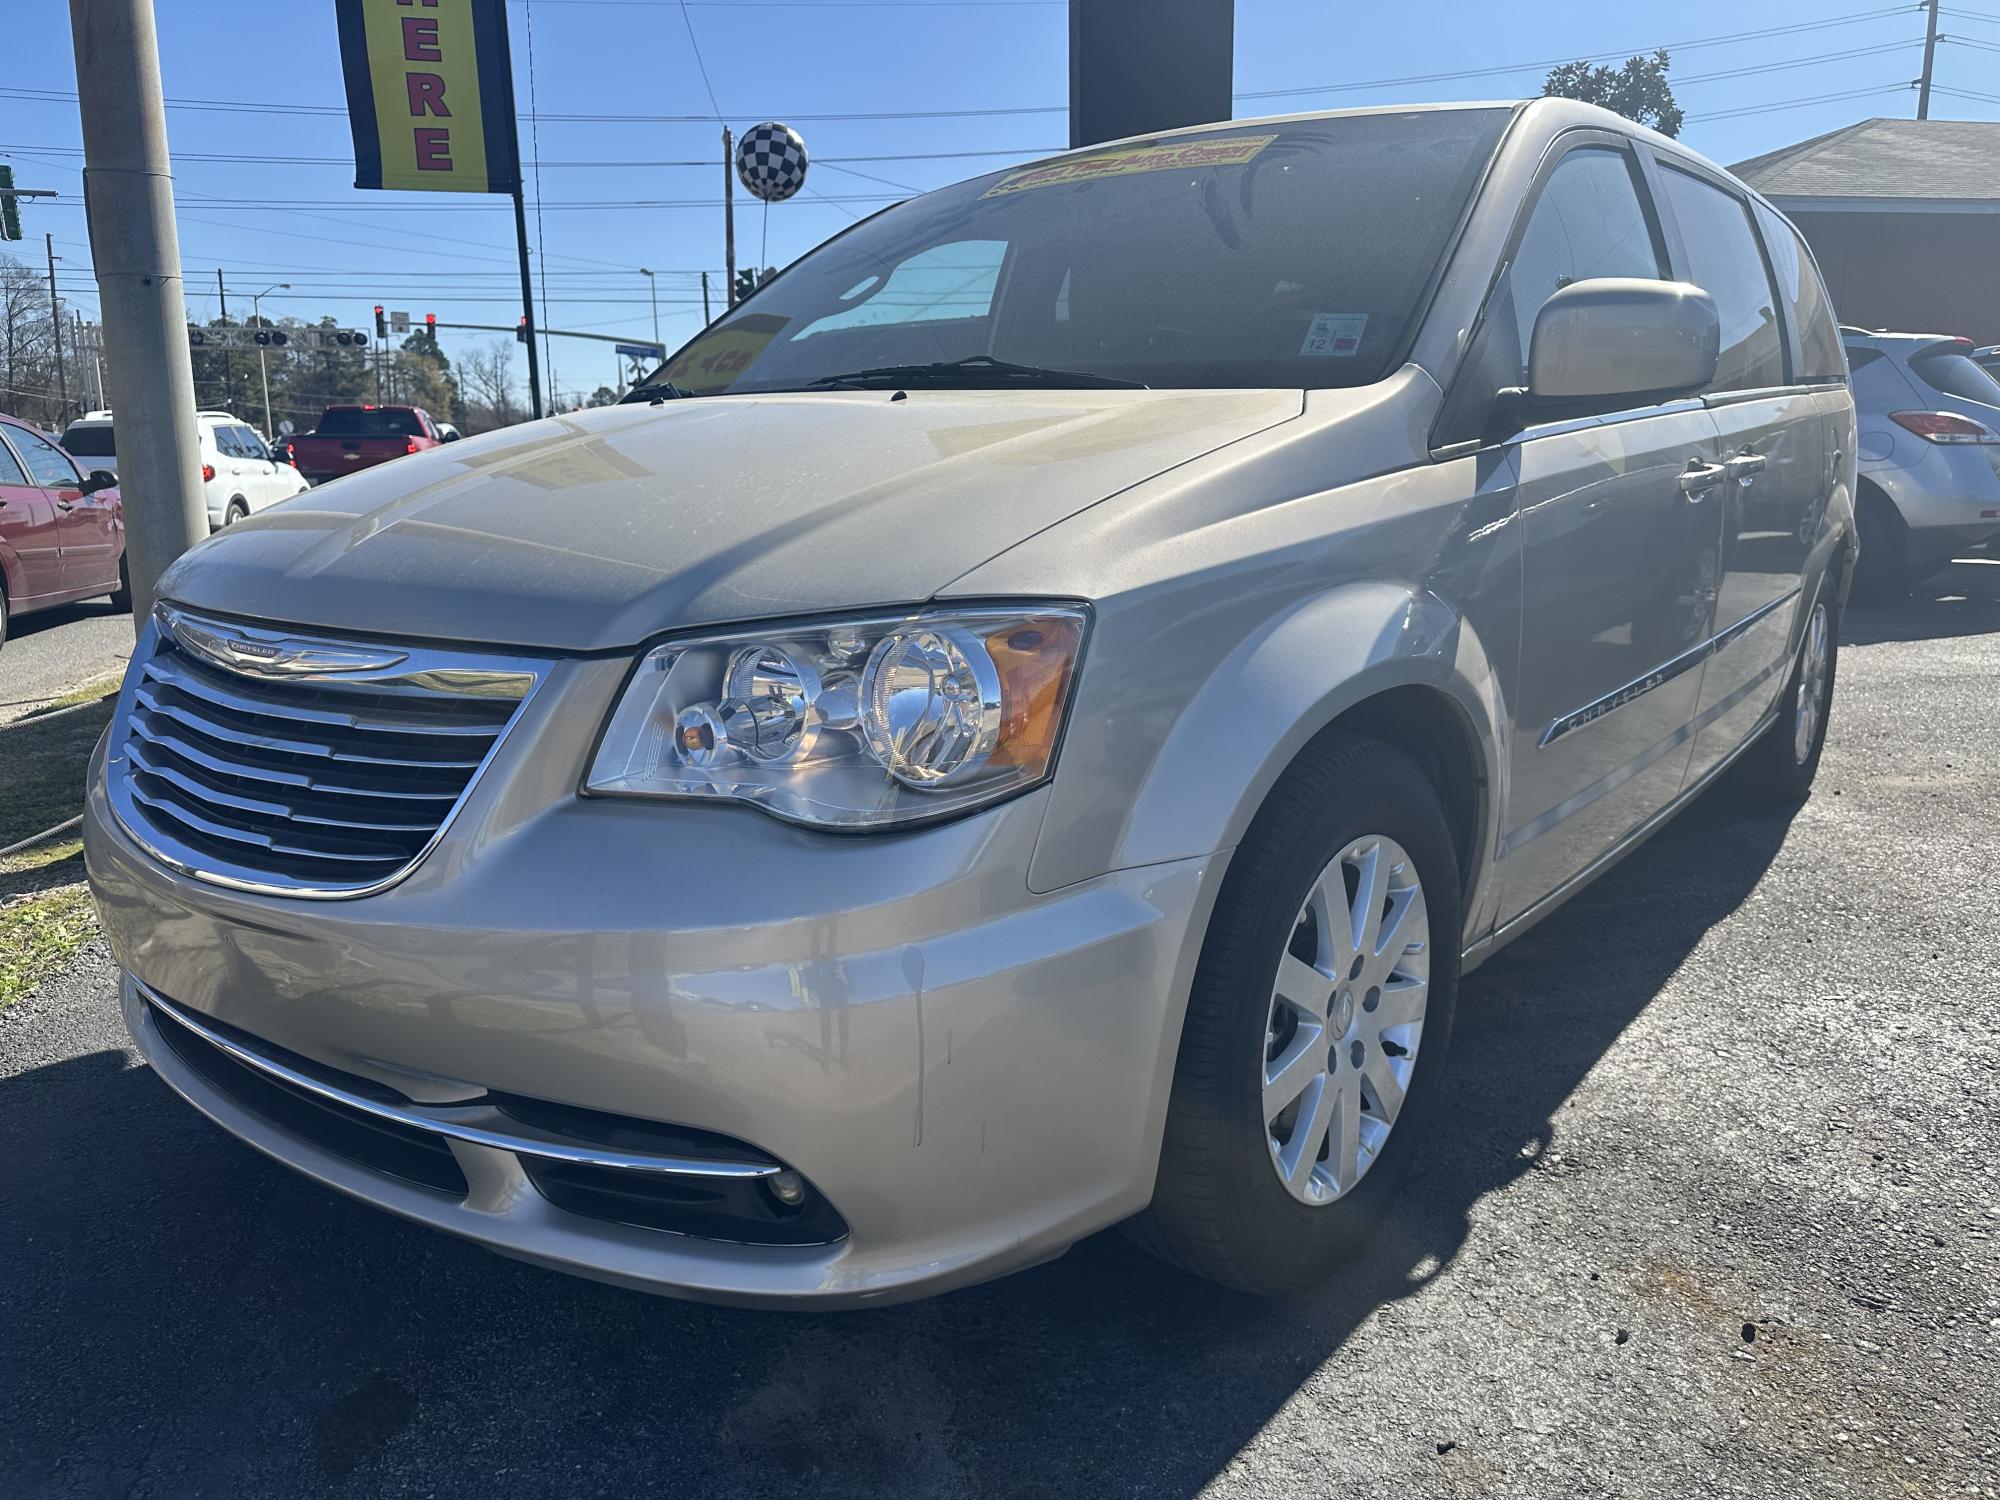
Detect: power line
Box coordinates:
(0, 10, 1920, 126)
(1231, 5, 1917, 102)
(1688, 81, 1920, 121)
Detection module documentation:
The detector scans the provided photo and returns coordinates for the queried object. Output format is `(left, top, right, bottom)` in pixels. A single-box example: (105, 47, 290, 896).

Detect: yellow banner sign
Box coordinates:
(983, 134, 1278, 198)
(336, 0, 521, 194)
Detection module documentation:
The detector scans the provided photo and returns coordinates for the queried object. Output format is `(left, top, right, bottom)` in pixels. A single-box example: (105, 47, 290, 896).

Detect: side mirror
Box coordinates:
(82, 470, 118, 495)
(1527, 278, 1720, 407)
(441, 429, 462, 442)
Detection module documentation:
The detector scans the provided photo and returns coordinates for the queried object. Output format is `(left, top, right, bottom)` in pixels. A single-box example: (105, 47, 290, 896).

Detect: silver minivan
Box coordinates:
(86, 99, 1855, 1306)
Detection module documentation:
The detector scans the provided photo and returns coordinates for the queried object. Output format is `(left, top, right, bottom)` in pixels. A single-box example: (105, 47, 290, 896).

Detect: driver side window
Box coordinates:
(1441, 145, 1665, 443)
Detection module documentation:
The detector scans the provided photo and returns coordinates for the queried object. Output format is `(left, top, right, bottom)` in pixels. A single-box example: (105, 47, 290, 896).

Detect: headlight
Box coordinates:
(586, 605, 1088, 828)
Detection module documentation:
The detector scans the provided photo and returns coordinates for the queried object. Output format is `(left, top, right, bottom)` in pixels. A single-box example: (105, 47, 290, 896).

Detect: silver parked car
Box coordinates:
(1840, 330, 2000, 594)
(86, 100, 1856, 1306)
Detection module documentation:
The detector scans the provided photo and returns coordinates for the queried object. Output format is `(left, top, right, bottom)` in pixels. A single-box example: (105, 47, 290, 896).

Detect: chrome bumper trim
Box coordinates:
(139, 983, 779, 1181)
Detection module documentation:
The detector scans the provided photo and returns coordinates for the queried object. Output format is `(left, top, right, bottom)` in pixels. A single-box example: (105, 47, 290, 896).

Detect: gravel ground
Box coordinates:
(2, 566, 1996, 1500)
(0, 601, 132, 724)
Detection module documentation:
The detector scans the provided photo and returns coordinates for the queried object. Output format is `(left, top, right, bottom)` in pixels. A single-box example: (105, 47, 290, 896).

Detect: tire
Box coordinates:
(108, 554, 132, 614)
(0, 577, 9, 654)
(1742, 587, 1838, 802)
(1850, 486, 1911, 602)
(225, 499, 249, 526)
(1125, 732, 1462, 1294)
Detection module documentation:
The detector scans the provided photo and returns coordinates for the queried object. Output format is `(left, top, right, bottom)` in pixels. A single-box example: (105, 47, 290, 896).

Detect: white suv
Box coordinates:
(196, 412, 309, 529)
(60, 411, 311, 530)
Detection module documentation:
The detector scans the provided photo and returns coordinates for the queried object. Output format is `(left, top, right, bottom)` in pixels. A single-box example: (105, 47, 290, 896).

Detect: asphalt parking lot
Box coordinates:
(0, 600, 132, 725)
(3, 564, 1996, 1500)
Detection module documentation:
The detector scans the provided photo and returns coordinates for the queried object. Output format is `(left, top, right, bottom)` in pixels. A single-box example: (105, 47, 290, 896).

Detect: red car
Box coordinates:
(0, 412, 127, 651)
(288, 404, 451, 485)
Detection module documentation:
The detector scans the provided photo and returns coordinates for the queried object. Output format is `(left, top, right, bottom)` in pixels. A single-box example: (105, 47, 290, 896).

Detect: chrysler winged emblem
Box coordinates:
(160, 606, 409, 678)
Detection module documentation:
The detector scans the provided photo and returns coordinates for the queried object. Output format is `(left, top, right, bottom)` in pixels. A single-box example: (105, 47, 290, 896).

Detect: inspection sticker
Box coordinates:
(1300, 312, 1368, 357)
(982, 134, 1278, 197)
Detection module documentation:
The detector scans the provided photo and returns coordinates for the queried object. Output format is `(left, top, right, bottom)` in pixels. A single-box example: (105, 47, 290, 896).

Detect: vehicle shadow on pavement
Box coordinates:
(0, 777, 1798, 1499)
(0, 596, 126, 645)
(1841, 558, 2000, 646)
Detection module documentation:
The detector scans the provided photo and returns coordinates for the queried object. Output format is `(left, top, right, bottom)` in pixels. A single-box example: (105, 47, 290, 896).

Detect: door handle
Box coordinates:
(1725, 453, 1768, 484)
(1678, 460, 1728, 499)
(55, 498, 75, 512)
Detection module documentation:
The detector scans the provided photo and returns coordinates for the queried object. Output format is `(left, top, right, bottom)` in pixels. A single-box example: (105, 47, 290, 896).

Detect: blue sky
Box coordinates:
(4, 0, 1991, 403)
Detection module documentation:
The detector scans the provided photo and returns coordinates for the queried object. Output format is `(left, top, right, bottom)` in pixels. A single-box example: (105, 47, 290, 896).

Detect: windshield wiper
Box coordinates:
(806, 355, 1147, 391)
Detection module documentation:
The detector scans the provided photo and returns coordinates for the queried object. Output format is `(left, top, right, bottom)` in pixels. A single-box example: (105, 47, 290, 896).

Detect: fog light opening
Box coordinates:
(766, 1169, 807, 1208)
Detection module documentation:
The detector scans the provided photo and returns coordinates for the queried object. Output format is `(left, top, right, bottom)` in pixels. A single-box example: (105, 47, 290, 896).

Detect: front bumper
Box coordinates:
(86, 719, 1217, 1307)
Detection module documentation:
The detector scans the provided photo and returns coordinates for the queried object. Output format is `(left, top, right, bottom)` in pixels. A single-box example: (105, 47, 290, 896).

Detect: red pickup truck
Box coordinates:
(289, 404, 452, 484)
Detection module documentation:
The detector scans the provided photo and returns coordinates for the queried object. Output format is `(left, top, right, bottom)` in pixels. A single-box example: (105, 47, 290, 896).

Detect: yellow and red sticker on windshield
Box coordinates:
(981, 134, 1278, 198)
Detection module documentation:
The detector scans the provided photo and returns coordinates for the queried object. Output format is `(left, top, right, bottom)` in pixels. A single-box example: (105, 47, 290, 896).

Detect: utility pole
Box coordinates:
(215, 268, 233, 414)
(1918, 0, 1940, 120)
(723, 126, 738, 308)
(68, 0, 206, 621)
(45, 233, 68, 419)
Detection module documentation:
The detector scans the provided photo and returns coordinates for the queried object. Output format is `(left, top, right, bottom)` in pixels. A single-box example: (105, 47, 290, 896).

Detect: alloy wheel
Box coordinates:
(1263, 835, 1430, 1206)
(1793, 601, 1830, 766)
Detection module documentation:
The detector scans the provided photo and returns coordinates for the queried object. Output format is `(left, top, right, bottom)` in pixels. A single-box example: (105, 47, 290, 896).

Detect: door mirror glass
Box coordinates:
(1527, 278, 1719, 406)
(441, 428, 462, 442)
(82, 470, 118, 495)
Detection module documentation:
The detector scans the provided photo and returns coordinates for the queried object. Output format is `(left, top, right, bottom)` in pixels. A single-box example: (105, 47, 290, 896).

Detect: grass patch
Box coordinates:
(0, 694, 115, 853)
(16, 676, 122, 720)
(0, 885, 97, 1009)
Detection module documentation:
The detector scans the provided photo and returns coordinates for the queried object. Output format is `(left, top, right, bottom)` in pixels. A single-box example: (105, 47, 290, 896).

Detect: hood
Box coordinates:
(157, 389, 1302, 652)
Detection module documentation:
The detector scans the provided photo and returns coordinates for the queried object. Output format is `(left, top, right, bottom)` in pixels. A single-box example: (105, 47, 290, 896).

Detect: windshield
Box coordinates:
(640, 109, 1509, 397)
(61, 425, 114, 457)
(316, 408, 423, 438)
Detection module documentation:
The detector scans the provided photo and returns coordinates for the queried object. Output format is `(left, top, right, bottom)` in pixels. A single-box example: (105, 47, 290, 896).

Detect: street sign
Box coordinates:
(390, 310, 410, 334)
(615, 342, 666, 361)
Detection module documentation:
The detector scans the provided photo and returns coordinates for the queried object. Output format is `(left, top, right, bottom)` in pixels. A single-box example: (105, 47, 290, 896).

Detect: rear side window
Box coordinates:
(1907, 348, 2000, 407)
(232, 425, 268, 458)
(1659, 167, 1784, 392)
(317, 408, 423, 438)
(1440, 145, 1664, 440)
(1754, 203, 1844, 383)
(1843, 347, 1882, 372)
(210, 425, 242, 458)
(61, 424, 115, 458)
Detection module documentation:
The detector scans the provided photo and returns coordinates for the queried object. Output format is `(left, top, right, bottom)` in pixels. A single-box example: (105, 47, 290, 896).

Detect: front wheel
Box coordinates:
(108, 554, 132, 614)
(1125, 733, 1461, 1294)
(224, 499, 249, 526)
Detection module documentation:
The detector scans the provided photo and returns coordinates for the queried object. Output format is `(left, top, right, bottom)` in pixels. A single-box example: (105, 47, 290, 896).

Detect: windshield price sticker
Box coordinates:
(982, 134, 1278, 198)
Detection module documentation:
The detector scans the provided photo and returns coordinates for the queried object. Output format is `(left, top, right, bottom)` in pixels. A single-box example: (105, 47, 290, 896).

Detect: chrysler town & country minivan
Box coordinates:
(86, 100, 1855, 1305)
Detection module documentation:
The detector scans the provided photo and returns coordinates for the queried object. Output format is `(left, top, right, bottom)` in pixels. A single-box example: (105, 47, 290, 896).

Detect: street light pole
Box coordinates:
(639, 267, 660, 351)
(251, 282, 288, 438)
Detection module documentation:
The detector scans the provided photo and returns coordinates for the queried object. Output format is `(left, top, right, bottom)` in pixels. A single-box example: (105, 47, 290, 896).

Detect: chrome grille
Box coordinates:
(108, 606, 547, 897)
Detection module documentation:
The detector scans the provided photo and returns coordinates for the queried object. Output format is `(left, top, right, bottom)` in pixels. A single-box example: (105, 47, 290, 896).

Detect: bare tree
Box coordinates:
(1, 253, 65, 429)
(457, 340, 521, 434)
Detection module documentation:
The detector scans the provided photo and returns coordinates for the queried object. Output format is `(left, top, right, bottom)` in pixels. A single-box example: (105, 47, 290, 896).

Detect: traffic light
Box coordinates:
(516, 317, 528, 343)
(0, 167, 21, 242)
(425, 313, 436, 332)
(374, 305, 388, 340)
